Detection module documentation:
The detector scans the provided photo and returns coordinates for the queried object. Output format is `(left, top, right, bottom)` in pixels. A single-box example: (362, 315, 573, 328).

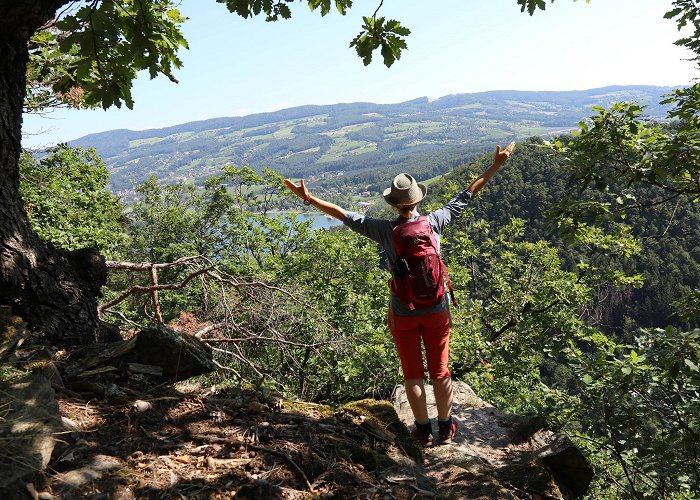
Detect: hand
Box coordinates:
(493, 142, 516, 169)
(283, 178, 310, 201)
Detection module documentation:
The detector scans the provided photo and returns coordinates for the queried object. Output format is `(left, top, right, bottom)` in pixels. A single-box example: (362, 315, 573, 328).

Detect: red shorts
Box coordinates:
(387, 307, 451, 380)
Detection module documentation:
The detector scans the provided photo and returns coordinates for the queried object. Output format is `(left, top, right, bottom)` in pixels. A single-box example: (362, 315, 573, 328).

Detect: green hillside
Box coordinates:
(69, 86, 674, 193)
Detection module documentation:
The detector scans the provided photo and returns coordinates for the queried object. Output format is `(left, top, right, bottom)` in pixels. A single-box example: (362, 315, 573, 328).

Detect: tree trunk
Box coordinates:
(0, 2, 107, 346)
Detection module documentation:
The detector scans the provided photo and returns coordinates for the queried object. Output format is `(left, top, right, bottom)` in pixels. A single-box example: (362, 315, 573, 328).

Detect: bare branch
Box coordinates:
(99, 266, 210, 317)
(194, 322, 226, 339)
(106, 255, 204, 270)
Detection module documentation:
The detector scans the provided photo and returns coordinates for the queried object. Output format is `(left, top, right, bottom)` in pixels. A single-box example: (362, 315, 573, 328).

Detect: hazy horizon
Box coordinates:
(52, 84, 682, 144)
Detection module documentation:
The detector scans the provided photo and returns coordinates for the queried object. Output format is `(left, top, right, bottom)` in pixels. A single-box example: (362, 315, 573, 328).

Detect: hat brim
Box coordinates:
(383, 183, 427, 206)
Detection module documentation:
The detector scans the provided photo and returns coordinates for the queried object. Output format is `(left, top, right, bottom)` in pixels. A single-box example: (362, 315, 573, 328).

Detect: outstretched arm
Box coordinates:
(468, 142, 516, 195)
(283, 179, 346, 220)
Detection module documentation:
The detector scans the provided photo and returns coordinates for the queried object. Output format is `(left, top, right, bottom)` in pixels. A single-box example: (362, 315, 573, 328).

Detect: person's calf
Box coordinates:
(404, 378, 429, 422)
(431, 377, 453, 419)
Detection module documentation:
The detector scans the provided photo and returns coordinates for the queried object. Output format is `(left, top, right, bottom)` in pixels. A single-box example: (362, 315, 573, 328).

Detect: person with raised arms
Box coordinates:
(284, 142, 515, 446)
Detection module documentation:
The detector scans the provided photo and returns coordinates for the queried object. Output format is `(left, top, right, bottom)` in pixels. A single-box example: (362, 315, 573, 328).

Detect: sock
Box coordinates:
(438, 416, 452, 424)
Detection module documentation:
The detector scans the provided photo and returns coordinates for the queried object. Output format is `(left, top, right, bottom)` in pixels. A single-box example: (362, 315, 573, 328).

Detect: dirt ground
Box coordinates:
(36, 380, 433, 499)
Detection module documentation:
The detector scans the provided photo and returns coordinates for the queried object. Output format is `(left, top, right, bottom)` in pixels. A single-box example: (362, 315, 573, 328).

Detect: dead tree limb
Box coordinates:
(99, 266, 210, 318)
(105, 256, 203, 271)
(194, 322, 226, 339)
(150, 264, 163, 324)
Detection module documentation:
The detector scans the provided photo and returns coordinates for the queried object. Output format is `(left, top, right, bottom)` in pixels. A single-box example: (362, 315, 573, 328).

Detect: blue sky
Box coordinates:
(22, 0, 698, 148)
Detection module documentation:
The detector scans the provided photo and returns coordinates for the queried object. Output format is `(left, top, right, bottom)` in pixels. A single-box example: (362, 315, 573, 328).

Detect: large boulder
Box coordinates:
(536, 433, 594, 498)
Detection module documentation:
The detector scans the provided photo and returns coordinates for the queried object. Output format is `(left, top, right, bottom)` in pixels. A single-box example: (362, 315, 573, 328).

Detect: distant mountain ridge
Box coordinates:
(69, 85, 675, 192)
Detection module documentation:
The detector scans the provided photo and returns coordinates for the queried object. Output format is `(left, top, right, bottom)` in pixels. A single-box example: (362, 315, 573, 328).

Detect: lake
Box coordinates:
(298, 213, 344, 230)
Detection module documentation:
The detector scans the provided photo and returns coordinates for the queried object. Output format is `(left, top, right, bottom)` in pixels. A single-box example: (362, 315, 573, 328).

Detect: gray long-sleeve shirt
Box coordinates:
(343, 189, 474, 316)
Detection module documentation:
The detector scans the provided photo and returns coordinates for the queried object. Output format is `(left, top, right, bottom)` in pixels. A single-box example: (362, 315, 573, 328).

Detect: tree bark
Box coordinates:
(0, 1, 107, 346)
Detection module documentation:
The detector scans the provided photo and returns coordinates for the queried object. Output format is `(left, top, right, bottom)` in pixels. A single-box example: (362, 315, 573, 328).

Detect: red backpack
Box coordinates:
(389, 216, 456, 310)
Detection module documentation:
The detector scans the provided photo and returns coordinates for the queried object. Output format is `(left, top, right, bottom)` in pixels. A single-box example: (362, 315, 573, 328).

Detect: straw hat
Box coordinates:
(383, 173, 427, 206)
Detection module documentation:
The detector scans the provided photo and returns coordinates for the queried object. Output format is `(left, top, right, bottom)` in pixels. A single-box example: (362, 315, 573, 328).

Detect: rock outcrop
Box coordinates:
(393, 381, 593, 498)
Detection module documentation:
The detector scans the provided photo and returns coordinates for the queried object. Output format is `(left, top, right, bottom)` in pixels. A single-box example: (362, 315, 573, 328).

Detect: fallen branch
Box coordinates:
(194, 322, 226, 339)
(99, 267, 210, 318)
(209, 346, 266, 379)
(207, 268, 298, 300)
(385, 476, 435, 497)
(105, 256, 203, 271)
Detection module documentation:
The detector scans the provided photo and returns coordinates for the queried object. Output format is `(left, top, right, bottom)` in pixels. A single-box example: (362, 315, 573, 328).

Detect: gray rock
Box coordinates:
(124, 326, 215, 381)
(537, 433, 594, 498)
(0, 367, 62, 490)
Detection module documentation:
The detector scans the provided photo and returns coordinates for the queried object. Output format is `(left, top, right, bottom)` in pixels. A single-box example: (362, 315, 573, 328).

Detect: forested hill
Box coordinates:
(427, 138, 700, 335)
(69, 85, 674, 192)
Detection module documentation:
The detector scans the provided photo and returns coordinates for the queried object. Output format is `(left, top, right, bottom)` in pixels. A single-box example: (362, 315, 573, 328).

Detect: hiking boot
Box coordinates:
(411, 421, 434, 446)
(438, 417, 458, 444)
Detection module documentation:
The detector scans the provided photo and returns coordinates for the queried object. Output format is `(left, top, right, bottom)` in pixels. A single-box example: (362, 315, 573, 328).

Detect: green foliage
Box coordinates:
(217, 0, 292, 20)
(110, 165, 312, 323)
(550, 102, 700, 228)
(517, 0, 550, 15)
(35, 1, 188, 109)
(516, 0, 590, 16)
(350, 16, 410, 67)
(563, 327, 700, 497)
(279, 229, 398, 400)
(123, 165, 303, 266)
(19, 145, 127, 257)
(664, 82, 700, 127)
(126, 177, 203, 262)
(675, 289, 700, 322)
(217, 0, 352, 21)
(665, 0, 700, 65)
(446, 217, 590, 414)
(26, 29, 84, 111)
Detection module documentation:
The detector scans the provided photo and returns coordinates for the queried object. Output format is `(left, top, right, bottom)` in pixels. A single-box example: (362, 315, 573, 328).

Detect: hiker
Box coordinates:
(283, 142, 515, 445)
